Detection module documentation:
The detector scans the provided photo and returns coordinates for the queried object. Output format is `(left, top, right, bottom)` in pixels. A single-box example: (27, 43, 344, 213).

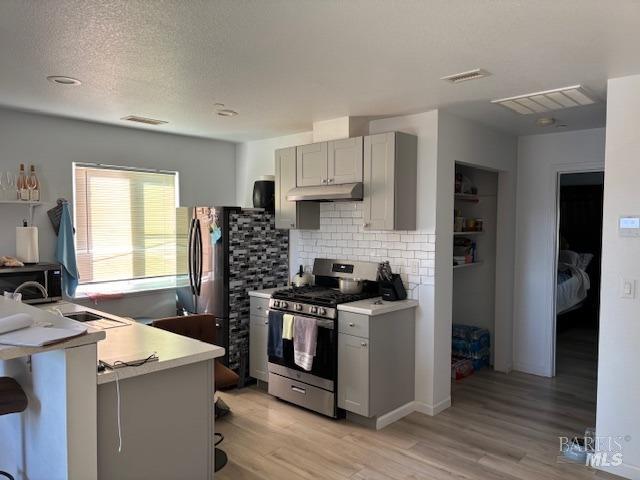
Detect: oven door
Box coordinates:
(267, 313, 337, 390)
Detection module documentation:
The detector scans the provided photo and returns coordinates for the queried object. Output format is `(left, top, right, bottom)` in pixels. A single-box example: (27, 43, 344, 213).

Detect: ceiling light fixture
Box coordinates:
(217, 109, 238, 117)
(536, 117, 556, 127)
(441, 68, 491, 84)
(492, 85, 598, 115)
(121, 115, 168, 126)
(47, 75, 82, 86)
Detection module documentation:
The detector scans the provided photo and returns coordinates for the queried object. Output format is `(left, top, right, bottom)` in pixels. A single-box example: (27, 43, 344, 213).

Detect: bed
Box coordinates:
(557, 250, 593, 315)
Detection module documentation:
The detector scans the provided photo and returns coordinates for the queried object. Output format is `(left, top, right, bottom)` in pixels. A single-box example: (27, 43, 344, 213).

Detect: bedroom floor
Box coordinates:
(215, 328, 616, 480)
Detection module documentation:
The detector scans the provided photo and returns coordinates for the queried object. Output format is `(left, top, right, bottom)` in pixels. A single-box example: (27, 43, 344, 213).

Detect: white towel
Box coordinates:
(293, 316, 318, 371)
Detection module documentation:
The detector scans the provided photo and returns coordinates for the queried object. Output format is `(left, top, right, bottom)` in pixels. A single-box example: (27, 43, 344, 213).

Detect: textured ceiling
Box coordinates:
(0, 0, 636, 142)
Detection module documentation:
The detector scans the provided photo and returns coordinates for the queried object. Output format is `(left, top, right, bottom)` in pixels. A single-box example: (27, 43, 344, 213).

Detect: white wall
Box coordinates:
(235, 130, 312, 207)
(514, 128, 605, 376)
(0, 108, 237, 317)
(597, 75, 640, 479)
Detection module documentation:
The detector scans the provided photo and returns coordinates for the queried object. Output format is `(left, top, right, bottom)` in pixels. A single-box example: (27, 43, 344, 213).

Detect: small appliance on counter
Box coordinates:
(377, 261, 407, 301)
(0, 263, 62, 304)
(252, 175, 275, 212)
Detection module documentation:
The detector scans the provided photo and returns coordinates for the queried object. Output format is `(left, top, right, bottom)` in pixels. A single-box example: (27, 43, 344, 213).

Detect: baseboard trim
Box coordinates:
(414, 397, 451, 416)
(375, 401, 416, 430)
(598, 461, 640, 480)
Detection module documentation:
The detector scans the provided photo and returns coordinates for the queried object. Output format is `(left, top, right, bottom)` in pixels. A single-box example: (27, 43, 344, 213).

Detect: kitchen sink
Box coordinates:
(64, 311, 128, 329)
(64, 312, 104, 322)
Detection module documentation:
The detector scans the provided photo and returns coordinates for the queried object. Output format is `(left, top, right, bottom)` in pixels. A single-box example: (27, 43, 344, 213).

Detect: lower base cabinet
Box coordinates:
(249, 297, 270, 382)
(337, 308, 415, 419)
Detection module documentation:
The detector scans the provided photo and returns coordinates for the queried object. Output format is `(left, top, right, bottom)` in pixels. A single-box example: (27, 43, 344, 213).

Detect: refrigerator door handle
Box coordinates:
(187, 218, 196, 296)
(195, 219, 203, 296)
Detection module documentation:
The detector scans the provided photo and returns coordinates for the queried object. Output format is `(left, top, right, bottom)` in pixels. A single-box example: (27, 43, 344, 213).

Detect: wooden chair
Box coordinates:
(0, 377, 28, 480)
(152, 314, 238, 472)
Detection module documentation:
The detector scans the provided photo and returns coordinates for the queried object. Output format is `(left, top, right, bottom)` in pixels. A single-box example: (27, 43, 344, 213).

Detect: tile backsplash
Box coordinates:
(293, 202, 435, 298)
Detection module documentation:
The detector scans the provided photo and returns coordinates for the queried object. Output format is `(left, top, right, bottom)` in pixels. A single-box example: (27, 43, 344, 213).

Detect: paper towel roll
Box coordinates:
(16, 227, 39, 264)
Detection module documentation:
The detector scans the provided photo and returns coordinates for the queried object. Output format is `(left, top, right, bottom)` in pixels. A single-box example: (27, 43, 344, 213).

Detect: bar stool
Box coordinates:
(0, 377, 28, 480)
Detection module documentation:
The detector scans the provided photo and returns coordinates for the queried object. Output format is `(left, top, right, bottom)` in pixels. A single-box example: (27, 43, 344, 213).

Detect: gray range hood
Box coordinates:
(286, 182, 363, 202)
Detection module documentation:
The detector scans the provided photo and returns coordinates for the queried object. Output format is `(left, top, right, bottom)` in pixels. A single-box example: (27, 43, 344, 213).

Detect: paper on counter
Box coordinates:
(0, 324, 88, 347)
(0, 313, 33, 335)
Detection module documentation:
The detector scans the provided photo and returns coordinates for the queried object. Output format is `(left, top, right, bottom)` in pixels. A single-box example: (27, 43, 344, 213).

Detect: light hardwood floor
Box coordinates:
(216, 330, 621, 480)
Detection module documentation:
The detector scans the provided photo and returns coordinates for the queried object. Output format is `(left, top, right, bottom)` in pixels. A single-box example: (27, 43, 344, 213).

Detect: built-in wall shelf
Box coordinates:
(453, 261, 483, 270)
(453, 230, 483, 236)
(454, 193, 480, 203)
(0, 200, 42, 224)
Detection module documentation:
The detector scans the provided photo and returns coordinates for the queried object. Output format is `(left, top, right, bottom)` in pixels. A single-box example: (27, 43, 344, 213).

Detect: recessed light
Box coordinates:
(47, 75, 82, 86)
(217, 109, 238, 117)
(536, 117, 556, 127)
(214, 103, 225, 108)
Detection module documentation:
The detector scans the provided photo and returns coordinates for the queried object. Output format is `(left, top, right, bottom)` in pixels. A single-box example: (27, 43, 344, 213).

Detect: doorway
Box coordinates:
(554, 171, 604, 398)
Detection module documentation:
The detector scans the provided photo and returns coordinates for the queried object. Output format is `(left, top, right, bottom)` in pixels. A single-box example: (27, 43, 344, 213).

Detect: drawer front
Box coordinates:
(338, 311, 369, 338)
(268, 372, 335, 417)
(250, 298, 270, 317)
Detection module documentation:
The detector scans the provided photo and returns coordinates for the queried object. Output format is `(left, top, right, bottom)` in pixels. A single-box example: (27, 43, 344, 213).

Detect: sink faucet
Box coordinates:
(14, 281, 48, 299)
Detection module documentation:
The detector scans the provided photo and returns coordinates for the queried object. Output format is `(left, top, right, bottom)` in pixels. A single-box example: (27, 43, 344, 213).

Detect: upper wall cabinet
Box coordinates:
(275, 147, 320, 230)
(296, 137, 363, 187)
(362, 132, 417, 231)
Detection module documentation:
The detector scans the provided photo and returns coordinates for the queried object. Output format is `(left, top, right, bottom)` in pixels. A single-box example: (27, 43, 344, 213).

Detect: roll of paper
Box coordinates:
(16, 226, 39, 264)
(0, 313, 33, 335)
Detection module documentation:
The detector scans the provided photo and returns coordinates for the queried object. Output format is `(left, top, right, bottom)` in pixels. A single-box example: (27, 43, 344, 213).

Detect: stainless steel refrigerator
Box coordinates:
(176, 206, 289, 381)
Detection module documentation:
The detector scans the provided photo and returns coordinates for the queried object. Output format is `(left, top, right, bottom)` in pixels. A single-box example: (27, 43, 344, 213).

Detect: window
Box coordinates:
(73, 163, 182, 284)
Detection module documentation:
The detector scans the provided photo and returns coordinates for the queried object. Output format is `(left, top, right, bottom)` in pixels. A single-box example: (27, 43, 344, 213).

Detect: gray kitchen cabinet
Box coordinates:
(296, 137, 363, 187)
(249, 297, 270, 382)
(296, 142, 328, 186)
(337, 308, 415, 420)
(337, 332, 370, 416)
(275, 147, 319, 230)
(362, 132, 417, 231)
(327, 136, 363, 185)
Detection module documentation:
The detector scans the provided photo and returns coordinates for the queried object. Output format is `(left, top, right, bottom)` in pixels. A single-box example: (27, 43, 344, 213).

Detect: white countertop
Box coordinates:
(337, 298, 419, 316)
(0, 297, 106, 361)
(248, 287, 282, 299)
(41, 302, 225, 385)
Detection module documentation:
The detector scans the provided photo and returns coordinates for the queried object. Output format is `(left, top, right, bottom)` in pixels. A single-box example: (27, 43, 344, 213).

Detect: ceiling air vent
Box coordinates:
(441, 68, 491, 84)
(492, 85, 598, 115)
(121, 115, 168, 126)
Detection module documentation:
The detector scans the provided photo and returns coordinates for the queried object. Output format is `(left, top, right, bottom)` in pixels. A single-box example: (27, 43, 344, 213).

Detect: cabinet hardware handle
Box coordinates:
(328, 178, 334, 183)
(349, 322, 355, 327)
(362, 223, 370, 228)
(291, 223, 295, 227)
(322, 179, 328, 184)
(257, 306, 262, 310)
(264, 320, 268, 325)
(291, 386, 306, 394)
(361, 342, 367, 347)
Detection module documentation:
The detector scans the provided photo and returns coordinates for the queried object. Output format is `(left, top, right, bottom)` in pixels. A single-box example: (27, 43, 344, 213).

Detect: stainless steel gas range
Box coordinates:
(267, 258, 379, 418)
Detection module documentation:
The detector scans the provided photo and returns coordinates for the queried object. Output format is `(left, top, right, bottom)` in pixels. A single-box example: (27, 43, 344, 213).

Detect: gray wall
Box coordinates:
(0, 108, 236, 317)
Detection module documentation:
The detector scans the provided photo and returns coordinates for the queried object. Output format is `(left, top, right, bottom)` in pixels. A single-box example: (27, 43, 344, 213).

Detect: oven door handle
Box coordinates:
(266, 309, 334, 330)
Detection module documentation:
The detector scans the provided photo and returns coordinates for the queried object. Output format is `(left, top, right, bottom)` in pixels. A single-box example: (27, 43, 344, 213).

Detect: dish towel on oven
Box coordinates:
(282, 314, 295, 340)
(293, 315, 318, 371)
(267, 310, 284, 358)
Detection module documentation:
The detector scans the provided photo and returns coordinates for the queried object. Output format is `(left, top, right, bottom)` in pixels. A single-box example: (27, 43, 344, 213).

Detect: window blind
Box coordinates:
(73, 163, 181, 284)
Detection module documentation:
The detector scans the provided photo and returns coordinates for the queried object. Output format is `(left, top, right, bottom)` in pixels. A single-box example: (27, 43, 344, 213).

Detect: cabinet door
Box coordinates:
(338, 333, 370, 416)
(327, 137, 363, 185)
(363, 133, 395, 231)
(249, 314, 269, 382)
(296, 142, 328, 186)
(275, 147, 297, 229)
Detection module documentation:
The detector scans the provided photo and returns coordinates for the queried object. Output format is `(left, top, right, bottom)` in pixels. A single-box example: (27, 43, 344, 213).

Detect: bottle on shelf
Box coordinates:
(17, 163, 29, 201)
(28, 165, 40, 201)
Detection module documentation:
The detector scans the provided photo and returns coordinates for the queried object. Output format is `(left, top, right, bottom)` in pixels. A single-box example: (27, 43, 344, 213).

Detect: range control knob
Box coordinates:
(295, 303, 303, 311)
(318, 308, 327, 316)
(273, 300, 280, 307)
(281, 301, 288, 309)
(310, 306, 318, 314)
